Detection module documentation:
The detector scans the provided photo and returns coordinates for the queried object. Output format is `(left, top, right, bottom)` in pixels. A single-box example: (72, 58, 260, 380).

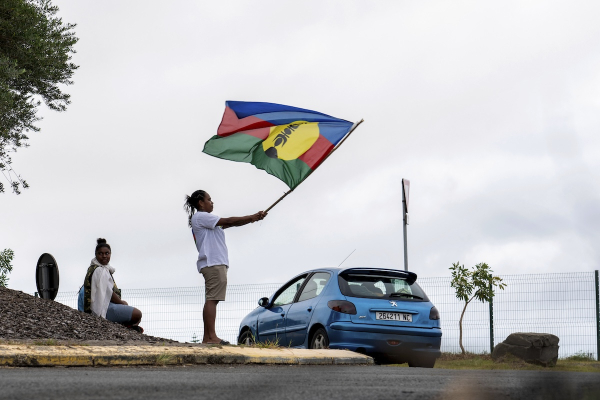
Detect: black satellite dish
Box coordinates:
(35, 253, 60, 300)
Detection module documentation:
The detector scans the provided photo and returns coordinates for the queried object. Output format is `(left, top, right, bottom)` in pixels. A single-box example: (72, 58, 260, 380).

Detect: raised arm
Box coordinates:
(218, 211, 267, 229)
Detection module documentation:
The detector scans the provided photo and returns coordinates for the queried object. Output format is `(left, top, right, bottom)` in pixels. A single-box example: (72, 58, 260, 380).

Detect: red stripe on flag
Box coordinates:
(298, 135, 334, 170)
(218, 106, 274, 137)
(240, 126, 271, 140)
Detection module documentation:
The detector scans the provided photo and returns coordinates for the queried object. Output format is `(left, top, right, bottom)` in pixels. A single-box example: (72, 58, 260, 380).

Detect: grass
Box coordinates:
(389, 352, 600, 373)
(251, 337, 283, 349)
(565, 351, 595, 362)
(32, 339, 59, 346)
(0, 338, 92, 347)
(153, 353, 175, 365)
(236, 333, 284, 350)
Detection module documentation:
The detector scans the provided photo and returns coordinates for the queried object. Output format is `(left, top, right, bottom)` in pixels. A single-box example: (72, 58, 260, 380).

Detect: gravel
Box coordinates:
(0, 286, 175, 344)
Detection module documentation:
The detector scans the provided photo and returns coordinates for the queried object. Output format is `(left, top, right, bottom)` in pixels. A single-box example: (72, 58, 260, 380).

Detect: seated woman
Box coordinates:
(78, 238, 143, 332)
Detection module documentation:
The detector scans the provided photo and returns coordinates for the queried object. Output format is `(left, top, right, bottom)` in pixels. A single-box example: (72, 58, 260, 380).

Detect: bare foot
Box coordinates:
(202, 338, 230, 345)
(202, 337, 222, 344)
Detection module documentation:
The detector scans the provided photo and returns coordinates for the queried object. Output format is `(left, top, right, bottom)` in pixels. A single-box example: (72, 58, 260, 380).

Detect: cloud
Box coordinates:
(2, 0, 600, 294)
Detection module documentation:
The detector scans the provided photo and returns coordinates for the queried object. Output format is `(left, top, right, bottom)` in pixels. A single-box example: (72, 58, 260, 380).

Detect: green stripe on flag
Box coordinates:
(203, 133, 312, 189)
(203, 133, 261, 163)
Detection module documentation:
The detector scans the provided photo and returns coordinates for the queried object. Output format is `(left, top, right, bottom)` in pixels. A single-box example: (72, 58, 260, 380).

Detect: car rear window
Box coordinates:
(338, 272, 429, 301)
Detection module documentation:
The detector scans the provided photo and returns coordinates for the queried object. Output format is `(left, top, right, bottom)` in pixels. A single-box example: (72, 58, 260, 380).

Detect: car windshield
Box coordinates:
(338, 272, 428, 301)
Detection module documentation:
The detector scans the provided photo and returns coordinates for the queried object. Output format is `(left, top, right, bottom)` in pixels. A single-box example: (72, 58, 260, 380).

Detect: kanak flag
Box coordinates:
(203, 101, 355, 189)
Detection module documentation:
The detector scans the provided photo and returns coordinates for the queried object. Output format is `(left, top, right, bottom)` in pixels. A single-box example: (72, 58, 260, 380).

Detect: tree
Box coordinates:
(0, 0, 78, 194)
(450, 262, 506, 355)
(0, 248, 14, 287)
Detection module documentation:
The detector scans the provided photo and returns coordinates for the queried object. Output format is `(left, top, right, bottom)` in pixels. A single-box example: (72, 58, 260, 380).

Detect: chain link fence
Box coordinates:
(54, 271, 600, 358)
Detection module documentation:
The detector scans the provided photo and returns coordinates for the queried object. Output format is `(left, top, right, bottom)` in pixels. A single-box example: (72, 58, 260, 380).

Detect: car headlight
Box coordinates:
(327, 300, 357, 315)
(429, 306, 440, 320)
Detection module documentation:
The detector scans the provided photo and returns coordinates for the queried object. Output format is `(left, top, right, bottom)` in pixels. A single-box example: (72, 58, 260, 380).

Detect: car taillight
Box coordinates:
(327, 300, 357, 315)
(429, 306, 440, 320)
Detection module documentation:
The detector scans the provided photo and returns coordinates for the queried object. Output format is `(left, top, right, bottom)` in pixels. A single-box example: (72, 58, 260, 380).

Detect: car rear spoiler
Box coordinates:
(340, 268, 417, 285)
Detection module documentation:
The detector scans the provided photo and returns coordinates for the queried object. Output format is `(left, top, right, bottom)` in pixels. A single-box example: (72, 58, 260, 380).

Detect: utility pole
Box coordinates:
(402, 179, 410, 272)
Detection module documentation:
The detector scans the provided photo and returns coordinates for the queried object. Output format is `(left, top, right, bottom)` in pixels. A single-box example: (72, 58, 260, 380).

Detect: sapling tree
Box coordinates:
(0, 248, 14, 287)
(450, 262, 506, 354)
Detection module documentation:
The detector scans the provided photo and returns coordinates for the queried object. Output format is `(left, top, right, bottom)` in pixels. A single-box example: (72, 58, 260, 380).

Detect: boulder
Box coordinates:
(492, 332, 559, 367)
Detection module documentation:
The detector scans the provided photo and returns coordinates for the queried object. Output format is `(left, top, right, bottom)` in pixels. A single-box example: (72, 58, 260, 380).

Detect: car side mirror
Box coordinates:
(258, 297, 269, 307)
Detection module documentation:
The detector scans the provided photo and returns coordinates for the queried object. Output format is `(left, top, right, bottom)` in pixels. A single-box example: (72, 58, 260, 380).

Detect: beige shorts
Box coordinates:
(201, 264, 228, 301)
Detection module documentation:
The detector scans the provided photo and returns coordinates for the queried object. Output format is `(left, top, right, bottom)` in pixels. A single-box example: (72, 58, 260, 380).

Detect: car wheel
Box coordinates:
(238, 330, 255, 346)
(309, 328, 329, 349)
(408, 357, 436, 368)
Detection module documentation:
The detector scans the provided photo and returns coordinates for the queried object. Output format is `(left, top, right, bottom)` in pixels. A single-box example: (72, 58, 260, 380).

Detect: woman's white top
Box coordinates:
(90, 258, 115, 318)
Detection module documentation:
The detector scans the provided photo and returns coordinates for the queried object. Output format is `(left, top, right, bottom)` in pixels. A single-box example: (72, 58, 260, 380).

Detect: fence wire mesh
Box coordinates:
(418, 276, 492, 354)
(418, 272, 599, 357)
(54, 271, 599, 358)
(54, 284, 282, 344)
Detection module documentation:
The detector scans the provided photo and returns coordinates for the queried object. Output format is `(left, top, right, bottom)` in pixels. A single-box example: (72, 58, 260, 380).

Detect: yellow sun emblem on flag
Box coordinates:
(262, 121, 319, 160)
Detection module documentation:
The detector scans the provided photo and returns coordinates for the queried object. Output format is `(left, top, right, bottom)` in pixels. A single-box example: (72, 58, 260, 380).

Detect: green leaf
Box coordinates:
(0, 248, 15, 288)
(1, 0, 79, 193)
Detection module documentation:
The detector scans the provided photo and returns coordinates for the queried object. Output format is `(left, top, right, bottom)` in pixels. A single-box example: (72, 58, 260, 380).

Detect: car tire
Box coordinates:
(238, 330, 255, 346)
(408, 357, 436, 368)
(309, 328, 329, 349)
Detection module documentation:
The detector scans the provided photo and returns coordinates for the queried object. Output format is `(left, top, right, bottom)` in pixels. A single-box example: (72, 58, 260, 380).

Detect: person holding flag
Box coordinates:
(184, 190, 266, 345)
(188, 101, 360, 344)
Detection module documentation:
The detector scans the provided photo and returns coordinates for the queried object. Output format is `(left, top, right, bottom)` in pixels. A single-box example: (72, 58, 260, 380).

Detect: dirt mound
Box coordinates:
(0, 286, 173, 343)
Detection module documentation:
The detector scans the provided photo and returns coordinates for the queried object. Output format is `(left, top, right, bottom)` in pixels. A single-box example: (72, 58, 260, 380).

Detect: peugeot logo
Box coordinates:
(389, 301, 397, 307)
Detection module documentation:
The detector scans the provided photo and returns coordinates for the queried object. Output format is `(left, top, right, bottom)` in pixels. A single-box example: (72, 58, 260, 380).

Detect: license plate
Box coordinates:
(376, 312, 412, 322)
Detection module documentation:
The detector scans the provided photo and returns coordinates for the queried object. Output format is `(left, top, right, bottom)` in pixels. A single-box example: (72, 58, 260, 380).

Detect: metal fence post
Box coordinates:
(595, 270, 599, 361)
(489, 294, 494, 354)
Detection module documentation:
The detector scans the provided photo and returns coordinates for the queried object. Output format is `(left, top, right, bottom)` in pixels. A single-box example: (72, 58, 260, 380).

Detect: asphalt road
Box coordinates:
(0, 365, 598, 400)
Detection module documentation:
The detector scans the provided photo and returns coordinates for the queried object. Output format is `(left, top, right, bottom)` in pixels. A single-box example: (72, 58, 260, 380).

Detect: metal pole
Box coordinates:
(402, 180, 408, 272)
(489, 284, 494, 354)
(595, 270, 599, 361)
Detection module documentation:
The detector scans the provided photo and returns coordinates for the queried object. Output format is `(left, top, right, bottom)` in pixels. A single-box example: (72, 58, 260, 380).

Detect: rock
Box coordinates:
(492, 332, 559, 367)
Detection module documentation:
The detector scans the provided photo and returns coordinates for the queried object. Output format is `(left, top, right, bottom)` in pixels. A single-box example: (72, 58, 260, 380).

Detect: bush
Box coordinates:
(0, 248, 14, 287)
(564, 351, 595, 362)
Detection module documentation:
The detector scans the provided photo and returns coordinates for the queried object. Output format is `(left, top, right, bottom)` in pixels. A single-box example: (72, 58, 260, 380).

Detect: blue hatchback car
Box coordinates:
(237, 267, 442, 366)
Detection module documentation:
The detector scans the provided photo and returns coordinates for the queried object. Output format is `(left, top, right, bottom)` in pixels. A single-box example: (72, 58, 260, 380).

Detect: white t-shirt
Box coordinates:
(191, 211, 229, 271)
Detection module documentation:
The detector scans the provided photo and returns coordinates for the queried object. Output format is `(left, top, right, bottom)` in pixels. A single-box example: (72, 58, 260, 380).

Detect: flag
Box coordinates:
(203, 101, 355, 189)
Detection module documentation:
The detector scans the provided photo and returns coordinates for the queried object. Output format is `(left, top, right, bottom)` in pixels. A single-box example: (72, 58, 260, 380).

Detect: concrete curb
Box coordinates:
(0, 344, 373, 367)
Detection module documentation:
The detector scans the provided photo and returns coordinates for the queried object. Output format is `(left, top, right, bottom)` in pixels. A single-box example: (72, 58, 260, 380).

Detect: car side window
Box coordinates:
(273, 275, 307, 307)
(297, 272, 331, 302)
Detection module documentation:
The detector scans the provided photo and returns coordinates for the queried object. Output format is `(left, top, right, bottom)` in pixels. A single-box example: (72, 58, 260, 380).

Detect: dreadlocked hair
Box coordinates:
(184, 189, 206, 227)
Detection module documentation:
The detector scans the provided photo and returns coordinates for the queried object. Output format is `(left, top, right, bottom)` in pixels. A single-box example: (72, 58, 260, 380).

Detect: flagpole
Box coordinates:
(264, 119, 364, 213)
(263, 190, 291, 213)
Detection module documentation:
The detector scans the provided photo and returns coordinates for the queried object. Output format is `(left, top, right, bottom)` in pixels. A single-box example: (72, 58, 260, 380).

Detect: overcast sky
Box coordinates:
(2, 0, 600, 295)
